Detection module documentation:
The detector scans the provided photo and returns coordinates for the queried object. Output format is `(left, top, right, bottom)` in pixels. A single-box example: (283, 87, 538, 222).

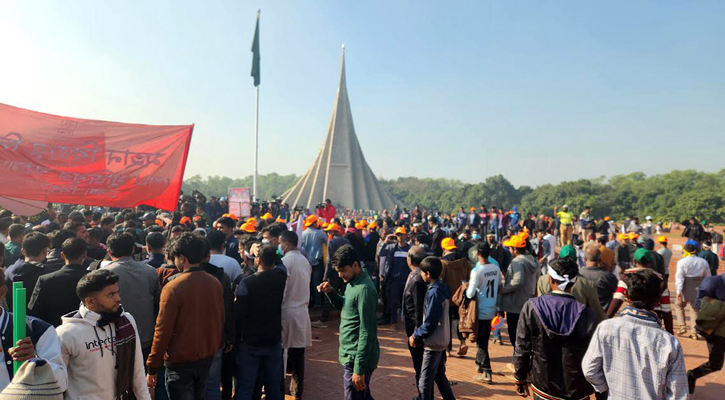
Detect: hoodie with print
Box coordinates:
(56, 305, 150, 400)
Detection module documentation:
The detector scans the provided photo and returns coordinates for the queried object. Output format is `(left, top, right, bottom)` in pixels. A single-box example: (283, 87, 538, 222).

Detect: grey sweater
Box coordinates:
(498, 254, 539, 314)
(101, 258, 161, 348)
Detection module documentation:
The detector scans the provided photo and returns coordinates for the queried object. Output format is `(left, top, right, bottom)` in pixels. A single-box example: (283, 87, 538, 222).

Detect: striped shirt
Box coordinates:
(612, 267, 671, 312)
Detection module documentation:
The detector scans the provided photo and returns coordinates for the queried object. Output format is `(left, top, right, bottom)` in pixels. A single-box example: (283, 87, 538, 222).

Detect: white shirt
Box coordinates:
(675, 255, 711, 294)
(544, 234, 557, 261)
(281, 250, 312, 348)
(209, 254, 242, 283)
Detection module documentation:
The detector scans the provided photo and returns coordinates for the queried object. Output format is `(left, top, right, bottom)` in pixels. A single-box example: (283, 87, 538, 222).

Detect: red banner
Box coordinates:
(0, 103, 194, 211)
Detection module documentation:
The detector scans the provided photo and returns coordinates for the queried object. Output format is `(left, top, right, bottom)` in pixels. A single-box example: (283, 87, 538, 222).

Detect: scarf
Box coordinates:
(97, 308, 136, 400)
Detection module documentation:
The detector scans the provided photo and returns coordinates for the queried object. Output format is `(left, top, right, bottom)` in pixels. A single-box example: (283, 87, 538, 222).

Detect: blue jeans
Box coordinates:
(310, 263, 324, 307)
(418, 349, 455, 400)
(234, 342, 283, 400)
(205, 349, 223, 400)
(387, 280, 405, 323)
(343, 363, 374, 400)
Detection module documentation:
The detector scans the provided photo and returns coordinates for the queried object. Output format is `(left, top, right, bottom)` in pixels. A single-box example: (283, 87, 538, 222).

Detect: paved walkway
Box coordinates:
(288, 231, 725, 399)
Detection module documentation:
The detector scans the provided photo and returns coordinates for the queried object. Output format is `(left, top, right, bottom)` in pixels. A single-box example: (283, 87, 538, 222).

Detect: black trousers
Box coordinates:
(165, 358, 214, 400)
(476, 319, 492, 372)
(691, 335, 725, 379)
(507, 313, 520, 354)
(408, 342, 424, 387)
(286, 347, 305, 398)
(221, 347, 237, 400)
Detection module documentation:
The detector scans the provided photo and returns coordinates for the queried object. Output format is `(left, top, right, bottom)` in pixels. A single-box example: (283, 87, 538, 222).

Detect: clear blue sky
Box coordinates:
(1, 1, 723, 187)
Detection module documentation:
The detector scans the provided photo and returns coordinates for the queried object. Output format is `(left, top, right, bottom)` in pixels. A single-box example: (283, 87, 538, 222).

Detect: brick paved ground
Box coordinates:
(287, 231, 725, 400)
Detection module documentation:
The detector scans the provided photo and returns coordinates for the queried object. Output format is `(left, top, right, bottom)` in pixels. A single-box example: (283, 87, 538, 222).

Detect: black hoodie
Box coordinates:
(514, 292, 600, 399)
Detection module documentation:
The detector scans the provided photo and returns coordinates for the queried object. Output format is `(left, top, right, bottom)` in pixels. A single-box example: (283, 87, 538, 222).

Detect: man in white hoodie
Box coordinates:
(57, 269, 150, 400)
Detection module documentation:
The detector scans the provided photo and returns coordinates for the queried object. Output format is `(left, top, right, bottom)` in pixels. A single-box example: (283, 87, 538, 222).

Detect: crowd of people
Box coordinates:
(0, 198, 723, 400)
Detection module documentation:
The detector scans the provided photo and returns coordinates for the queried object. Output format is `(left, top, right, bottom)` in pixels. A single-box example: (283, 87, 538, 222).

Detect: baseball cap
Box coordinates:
(369, 221, 378, 229)
(143, 212, 156, 220)
(617, 233, 628, 241)
(634, 248, 652, 263)
(503, 234, 527, 249)
(627, 232, 639, 240)
(603, 216, 610, 221)
(261, 213, 273, 220)
(559, 245, 576, 260)
(180, 216, 192, 225)
(324, 223, 340, 232)
(470, 207, 476, 211)
(656, 236, 668, 244)
(441, 237, 457, 251)
(394, 227, 408, 235)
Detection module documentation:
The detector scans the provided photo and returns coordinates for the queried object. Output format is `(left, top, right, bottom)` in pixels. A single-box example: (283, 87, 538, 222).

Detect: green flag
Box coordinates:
(251, 11, 260, 87)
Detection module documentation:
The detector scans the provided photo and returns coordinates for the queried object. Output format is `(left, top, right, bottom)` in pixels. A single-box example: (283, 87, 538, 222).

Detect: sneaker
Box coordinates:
(474, 371, 493, 384)
(687, 370, 696, 394)
(311, 320, 328, 329)
(457, 345, 469, 356)
(477, 366, 484, 374)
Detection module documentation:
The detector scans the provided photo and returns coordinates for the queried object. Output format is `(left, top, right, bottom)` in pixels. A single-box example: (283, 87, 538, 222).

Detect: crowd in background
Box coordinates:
(0, 194, 723, 399)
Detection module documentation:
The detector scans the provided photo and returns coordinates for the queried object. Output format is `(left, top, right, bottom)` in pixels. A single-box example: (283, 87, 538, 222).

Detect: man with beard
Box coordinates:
(58, 269, 149, 399)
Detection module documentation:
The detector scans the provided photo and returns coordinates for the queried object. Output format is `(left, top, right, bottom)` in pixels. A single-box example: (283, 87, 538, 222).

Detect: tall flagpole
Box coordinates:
(252, 9, 261, 201)
(254, 82, 259, 201)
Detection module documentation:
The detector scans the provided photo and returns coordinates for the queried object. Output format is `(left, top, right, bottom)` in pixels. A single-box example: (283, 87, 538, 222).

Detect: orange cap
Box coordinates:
(354, 222, 365, 230)
(261, 212, 273, 220)
(441, 237, 457, 251)
(617, 233, 628, 241)
(503, 234, 527, 248)
(604, 216, 610, 221)
(240, 222, 257, 233)
(324, 223, 340, 232)
(519, 230, 529, 241)
(223, 213, 238, 220)
(180, 216, 192, 224)
(628, 232, 639, 240)
(155, 219, 164, 227)
(304, 215, 319, 228)
(394, 227, 407, 235)
(246, 217, 257, 225)
(193, 215, 203, 221)
(657, 235, 668, 244)
(470, 207, 476, 211)
(358, 220, 368, 227)
(368, 221, 378, 229)
(275, 218, 286, 223)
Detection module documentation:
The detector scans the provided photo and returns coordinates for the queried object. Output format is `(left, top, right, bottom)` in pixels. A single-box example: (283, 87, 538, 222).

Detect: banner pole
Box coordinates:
(12, 282, 26, 374)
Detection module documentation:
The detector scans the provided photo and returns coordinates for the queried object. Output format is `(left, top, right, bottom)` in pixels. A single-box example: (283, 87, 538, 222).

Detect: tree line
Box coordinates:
(183, 169, 725, 223)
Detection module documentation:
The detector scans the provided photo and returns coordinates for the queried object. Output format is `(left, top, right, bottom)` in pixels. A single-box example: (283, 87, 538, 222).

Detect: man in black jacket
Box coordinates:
(682, 217, 706, 242)
(402, 245, 428, 390)
(234, 245, 287, 400)
(28, 237, 89, 327)
(514, 258, 600, 399)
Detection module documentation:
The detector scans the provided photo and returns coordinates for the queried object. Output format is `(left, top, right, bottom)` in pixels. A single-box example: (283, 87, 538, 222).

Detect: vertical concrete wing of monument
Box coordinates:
(281, 46, 400, 210)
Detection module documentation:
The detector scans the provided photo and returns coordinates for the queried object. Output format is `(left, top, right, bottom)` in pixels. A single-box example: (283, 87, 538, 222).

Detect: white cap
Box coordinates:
(646, 216, 652, 220)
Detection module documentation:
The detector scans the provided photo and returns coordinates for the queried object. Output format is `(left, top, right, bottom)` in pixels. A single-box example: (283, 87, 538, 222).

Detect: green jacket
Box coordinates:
(696, 297, 725, 338)
(326, 270, 380, 374)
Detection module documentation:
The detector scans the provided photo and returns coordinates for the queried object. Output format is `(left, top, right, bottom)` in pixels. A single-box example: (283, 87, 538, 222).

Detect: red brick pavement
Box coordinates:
(290, 231, 725, 399)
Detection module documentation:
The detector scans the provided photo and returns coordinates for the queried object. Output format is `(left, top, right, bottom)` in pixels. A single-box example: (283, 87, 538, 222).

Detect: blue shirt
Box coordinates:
(301, 228, 327, 266)
(466, 261, 501, 320)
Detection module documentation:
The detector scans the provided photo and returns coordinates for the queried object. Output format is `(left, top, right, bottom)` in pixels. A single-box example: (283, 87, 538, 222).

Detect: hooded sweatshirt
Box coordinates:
(514, 293, 599, 400)
(413, 280, 452, 351)
(498, 254, 539, 314)
(56, 306, 151, 400)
